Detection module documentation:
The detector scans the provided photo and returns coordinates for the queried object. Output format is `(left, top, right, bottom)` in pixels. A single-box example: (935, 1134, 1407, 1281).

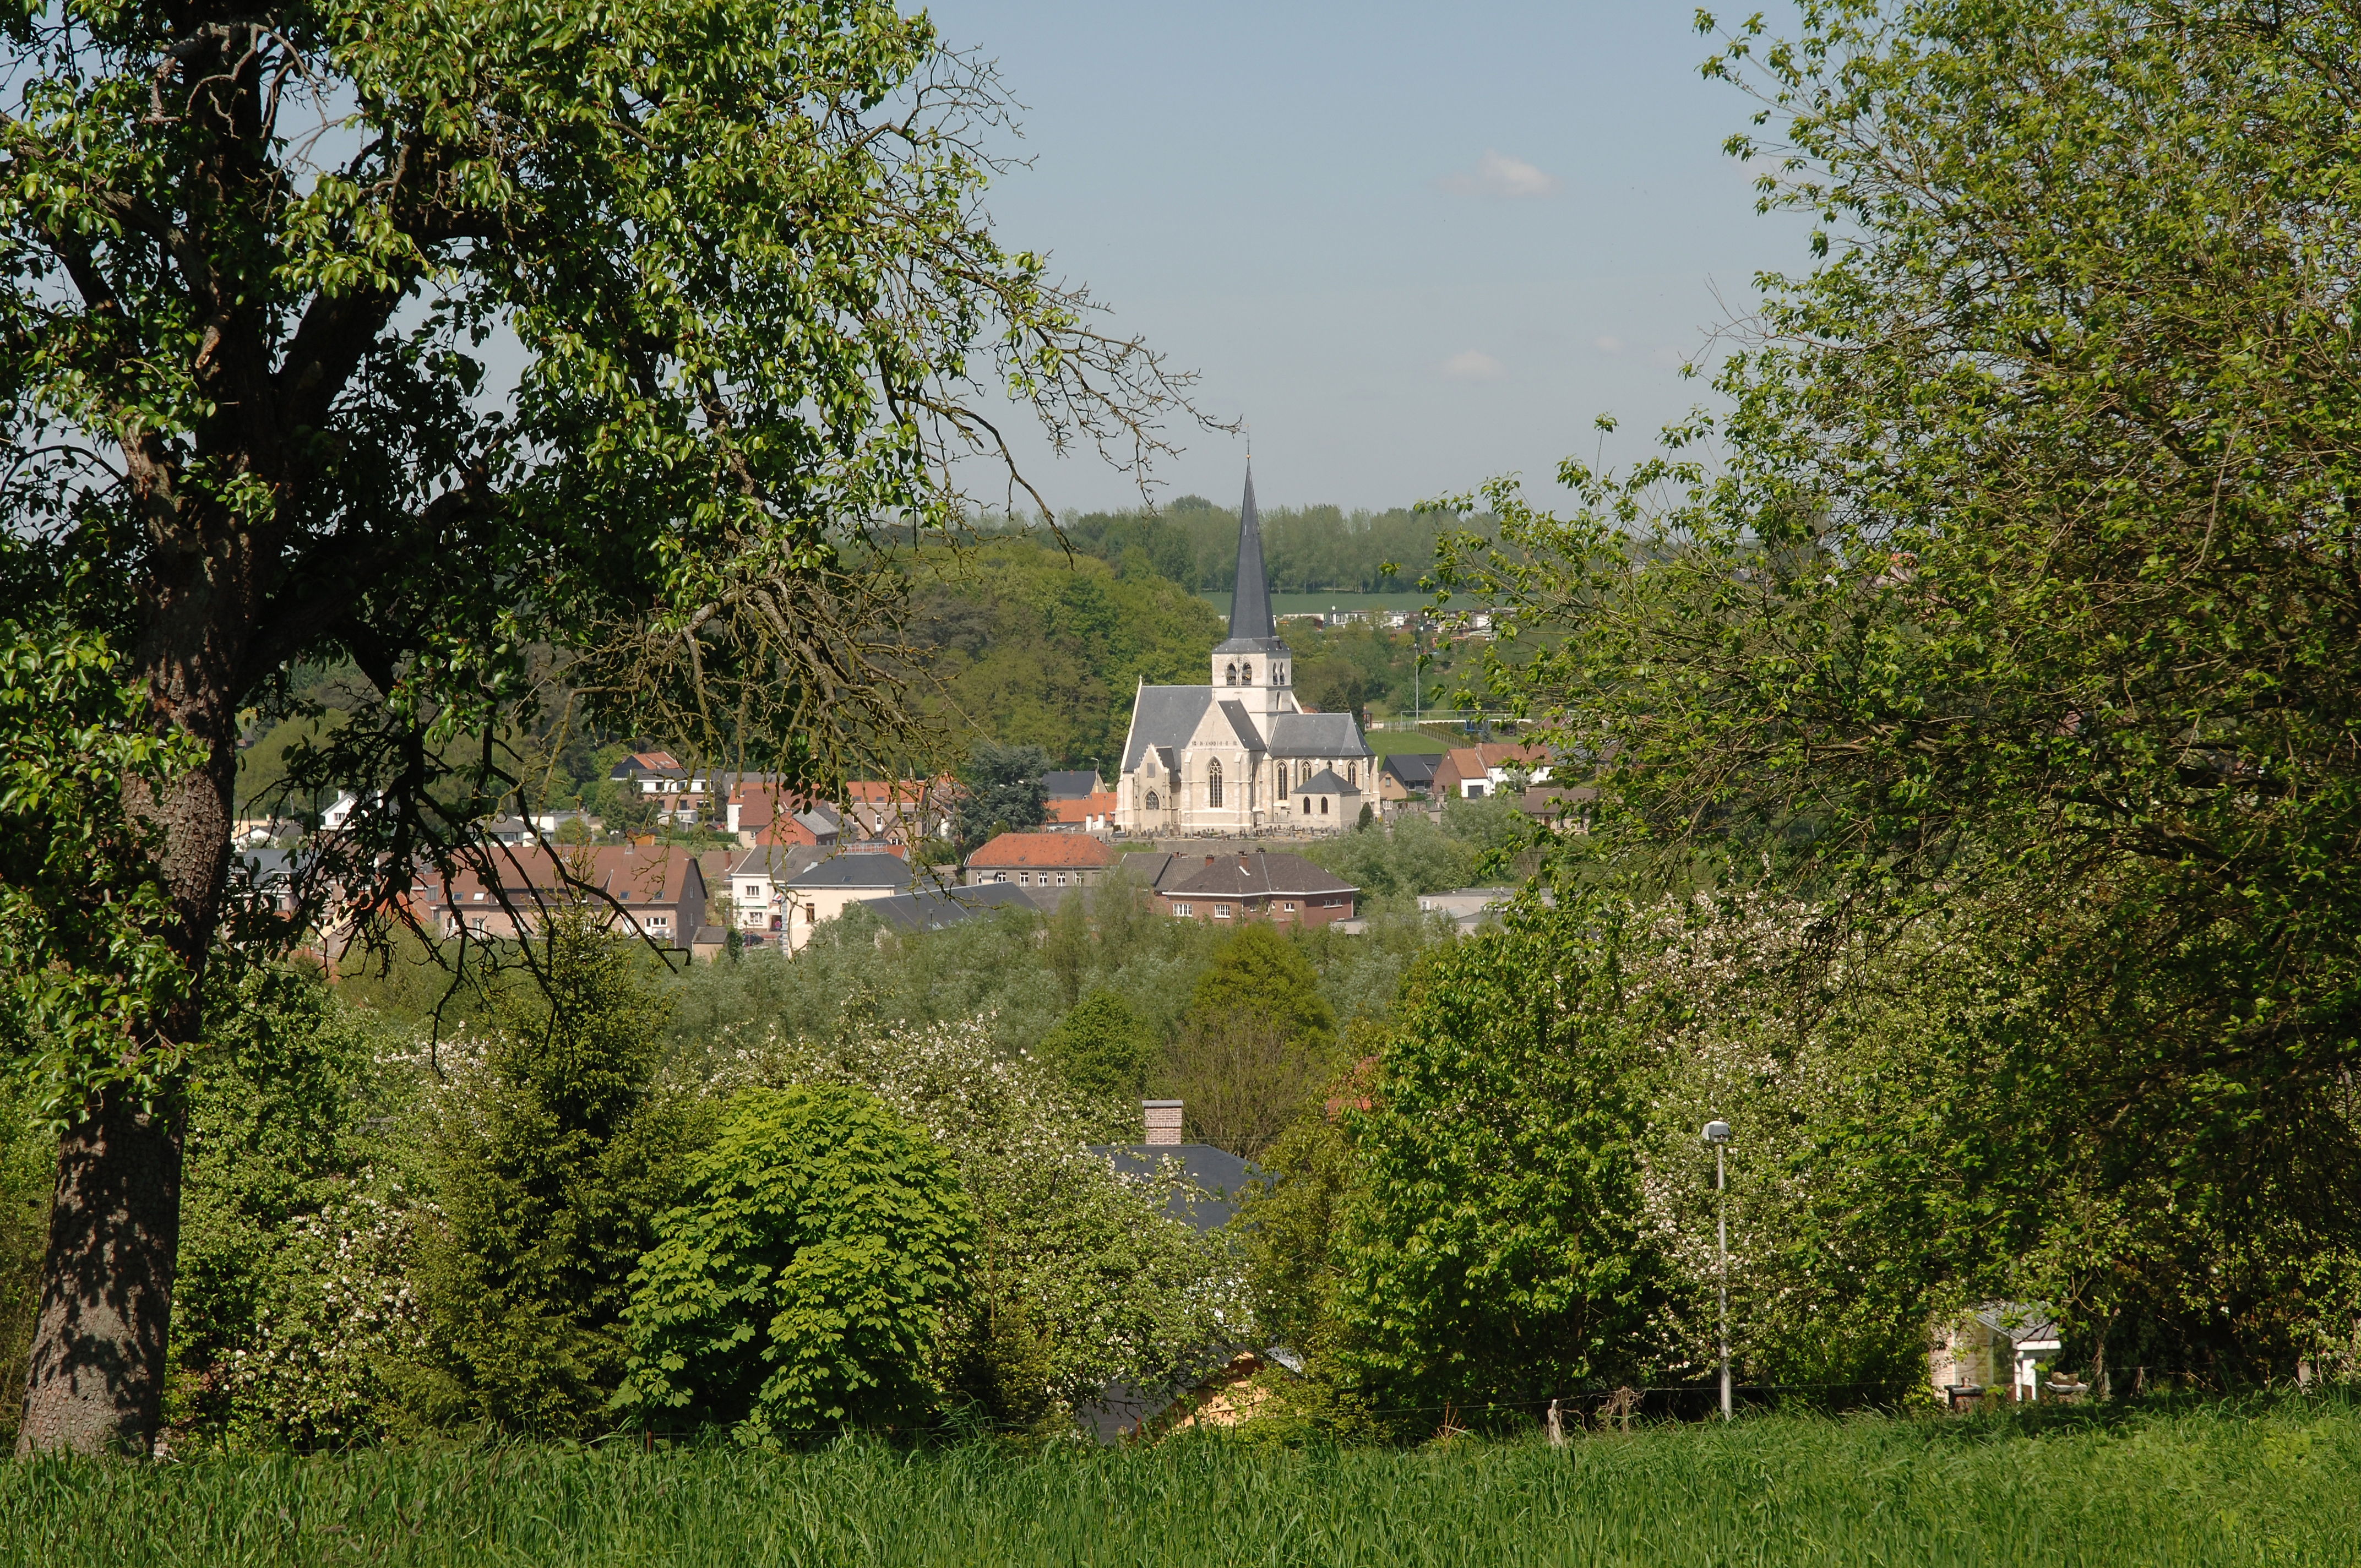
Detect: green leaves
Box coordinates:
(1334, 896, 1663, 1411)
(618, 1084, 974, 1442)
(0, 619, 200, 1123)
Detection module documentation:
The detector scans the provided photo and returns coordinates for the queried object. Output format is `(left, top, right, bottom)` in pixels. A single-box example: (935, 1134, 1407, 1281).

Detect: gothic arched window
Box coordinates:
(1207, 758, 1224, 808)
(1241, 662, 1253, 683)
(1145, 790, 1160, 811)
(1225, 663, 1238, 686)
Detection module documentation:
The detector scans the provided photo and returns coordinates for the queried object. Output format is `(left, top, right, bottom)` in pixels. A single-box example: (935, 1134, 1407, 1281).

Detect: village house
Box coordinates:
(1430, 742, 1555, 800)
(962, 832, 1120, 901)
(1043, 791, 1119, 833)
(840, 777, 956, 848)
(722, 843, 828, 946)
(774, 851, 922, 951)
(415, 844, 708, 949)
(1377, 752, 1439, 803)
(1115, 466, 1373, 837)
(715, 775, 841, 848)
(608, 750, 711, 822)
(1150, 851, 1358, 928)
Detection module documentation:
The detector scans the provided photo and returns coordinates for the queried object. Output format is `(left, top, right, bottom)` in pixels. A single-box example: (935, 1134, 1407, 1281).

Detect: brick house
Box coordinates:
(416, 844, 708, 948)
(1155, 851, 1358, 928)
(963, 832, 1120, 897)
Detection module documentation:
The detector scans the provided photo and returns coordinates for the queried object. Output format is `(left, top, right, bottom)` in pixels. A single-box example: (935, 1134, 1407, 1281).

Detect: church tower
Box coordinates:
(1212, 464, 1292, 716)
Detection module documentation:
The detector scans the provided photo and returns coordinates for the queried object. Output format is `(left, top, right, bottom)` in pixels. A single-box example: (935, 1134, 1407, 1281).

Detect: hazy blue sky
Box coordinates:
(922, 1, 1815, 515)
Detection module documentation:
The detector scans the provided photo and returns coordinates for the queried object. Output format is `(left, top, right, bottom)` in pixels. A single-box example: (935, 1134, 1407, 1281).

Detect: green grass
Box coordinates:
(6, 1403, 2358, 1566)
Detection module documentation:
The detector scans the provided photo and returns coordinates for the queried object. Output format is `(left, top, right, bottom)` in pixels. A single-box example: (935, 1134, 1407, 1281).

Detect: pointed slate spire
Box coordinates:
(1218, 462, 1281, 651)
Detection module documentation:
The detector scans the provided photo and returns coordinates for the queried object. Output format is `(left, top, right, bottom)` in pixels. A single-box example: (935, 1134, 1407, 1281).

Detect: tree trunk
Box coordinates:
(15, 540, 244, 1453)
(15, 1094, 186, 1456)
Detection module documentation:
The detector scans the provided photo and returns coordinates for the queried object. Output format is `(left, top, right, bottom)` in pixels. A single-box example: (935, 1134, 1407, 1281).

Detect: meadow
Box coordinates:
(6, 1402, 2355, 1567)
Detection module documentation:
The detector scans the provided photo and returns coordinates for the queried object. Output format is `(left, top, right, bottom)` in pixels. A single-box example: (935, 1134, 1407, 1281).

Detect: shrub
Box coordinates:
(740, 1016, 1247, 1421)
(619, 1085, 974, 1442)
(167, 964, 425, 1449)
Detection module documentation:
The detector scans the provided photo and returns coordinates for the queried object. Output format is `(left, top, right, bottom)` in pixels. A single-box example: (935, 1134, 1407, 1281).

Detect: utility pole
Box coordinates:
(1704, 1119, 1733, 1420)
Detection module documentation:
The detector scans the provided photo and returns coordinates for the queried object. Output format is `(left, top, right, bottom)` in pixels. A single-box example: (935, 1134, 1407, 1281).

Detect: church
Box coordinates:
(1117, 467, 1374, 836)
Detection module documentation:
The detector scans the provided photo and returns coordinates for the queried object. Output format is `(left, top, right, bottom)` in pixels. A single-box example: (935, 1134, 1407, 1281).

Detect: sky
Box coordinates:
(921, 0, 1816, 516)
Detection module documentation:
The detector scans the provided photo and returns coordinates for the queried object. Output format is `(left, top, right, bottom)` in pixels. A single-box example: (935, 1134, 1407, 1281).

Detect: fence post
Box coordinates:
(1545, 1398, 1565, 1447)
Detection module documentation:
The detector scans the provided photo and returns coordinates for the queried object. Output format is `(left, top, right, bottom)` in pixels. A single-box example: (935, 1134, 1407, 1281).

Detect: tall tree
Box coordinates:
(1444, 1, 2361, 1377)
(0, 0, 1191, 1451)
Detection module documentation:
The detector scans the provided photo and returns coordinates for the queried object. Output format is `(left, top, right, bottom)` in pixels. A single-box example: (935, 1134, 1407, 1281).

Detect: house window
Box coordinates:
(994, 871, 1008, 883)
(468, 917, 486, 935)
(1466, 782, 1486, 798)
(1056, 873, 1069, 887)
(1174, 902, 1193, 917)
(1214, 904, 1232, 919)
(1207, 759, 1223, 808)
(743, 884, 761, 899)
(649, 915, 668, 928)
(1282, 901, 1297, 912)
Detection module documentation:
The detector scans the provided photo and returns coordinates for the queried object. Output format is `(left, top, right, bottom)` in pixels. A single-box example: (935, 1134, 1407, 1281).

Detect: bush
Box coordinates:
(168, 964, 424, 1449)
(619, 1085, 973, 1442)
(740, 1016, 1247, 1423)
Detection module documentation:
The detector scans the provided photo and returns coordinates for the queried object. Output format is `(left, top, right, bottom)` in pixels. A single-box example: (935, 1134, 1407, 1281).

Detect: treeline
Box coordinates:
(987, 498, 1498, 598)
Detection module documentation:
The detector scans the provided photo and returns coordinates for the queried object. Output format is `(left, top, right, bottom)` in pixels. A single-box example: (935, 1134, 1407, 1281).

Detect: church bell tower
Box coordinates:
(1212, 463, 1292, 716)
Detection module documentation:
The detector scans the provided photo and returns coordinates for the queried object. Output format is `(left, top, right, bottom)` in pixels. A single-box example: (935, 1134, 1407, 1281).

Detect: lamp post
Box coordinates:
(1702, 1119, 1733, 1420)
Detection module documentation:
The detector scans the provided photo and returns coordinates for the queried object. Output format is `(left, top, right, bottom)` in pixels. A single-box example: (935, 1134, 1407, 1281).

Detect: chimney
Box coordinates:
(1142, 1099, 1183, 1146)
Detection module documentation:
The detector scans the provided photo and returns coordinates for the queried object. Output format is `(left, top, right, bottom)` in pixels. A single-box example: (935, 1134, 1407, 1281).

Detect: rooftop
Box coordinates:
(782, 852, 920, 890)
(1161, 850, 1358, 901)
(966, 831, 1120, 869)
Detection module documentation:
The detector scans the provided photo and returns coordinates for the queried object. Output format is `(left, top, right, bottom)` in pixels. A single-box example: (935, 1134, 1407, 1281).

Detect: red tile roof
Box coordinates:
(965, 832, 1120, 870)
(1044, 792, 1117, 826)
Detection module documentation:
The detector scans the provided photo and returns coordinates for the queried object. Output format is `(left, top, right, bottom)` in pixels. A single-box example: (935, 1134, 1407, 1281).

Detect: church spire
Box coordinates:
(1219, 462, 1279, 650)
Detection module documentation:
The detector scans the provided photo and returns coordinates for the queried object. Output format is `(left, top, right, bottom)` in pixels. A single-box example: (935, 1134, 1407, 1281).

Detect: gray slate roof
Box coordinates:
(864, 881, 1037, 933)
(1039, 770, 1104, 799)
(1089, 1144, 1263, 1232)
(782, 852, 917, 890)
(1382, 752, 1439, 786)
(1123, 685, 1216, 774)
(1217, 700, 1267, 752)
(1215, 465, 1286, 656)
(1161, 851, 1358, 901)
(1265, 711, 1372, 759)
(1296, 767, 1360, 796)
(728, 844, 826, 881)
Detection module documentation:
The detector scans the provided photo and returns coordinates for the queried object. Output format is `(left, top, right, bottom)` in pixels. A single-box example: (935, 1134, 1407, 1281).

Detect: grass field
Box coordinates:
(6, 1402, 2357, 1567)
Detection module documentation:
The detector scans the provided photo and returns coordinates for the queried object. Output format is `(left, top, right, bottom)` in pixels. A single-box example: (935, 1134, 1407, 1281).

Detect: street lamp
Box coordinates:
(1702, 1119, 1733, 1420)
